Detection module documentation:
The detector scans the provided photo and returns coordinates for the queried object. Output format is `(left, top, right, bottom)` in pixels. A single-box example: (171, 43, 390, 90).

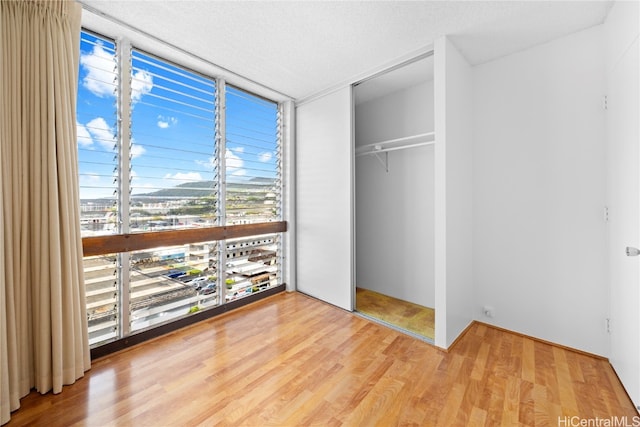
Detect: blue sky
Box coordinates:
(77, 32, 279, 200)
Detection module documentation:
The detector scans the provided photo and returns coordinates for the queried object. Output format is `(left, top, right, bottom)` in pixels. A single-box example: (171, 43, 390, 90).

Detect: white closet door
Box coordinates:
(606, 0, 640, 408)
(296, 87, 353, 311)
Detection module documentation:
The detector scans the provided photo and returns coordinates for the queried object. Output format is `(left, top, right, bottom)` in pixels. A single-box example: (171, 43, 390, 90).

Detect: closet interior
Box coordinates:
(354, 54, 435, 341)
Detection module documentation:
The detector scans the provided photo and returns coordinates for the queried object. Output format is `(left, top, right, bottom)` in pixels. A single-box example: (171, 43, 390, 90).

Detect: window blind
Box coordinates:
(224, 86, 281, 225)
(223, 86, 283, 302)
(77, 31, 119, 345)
(129, 48, 218, 232)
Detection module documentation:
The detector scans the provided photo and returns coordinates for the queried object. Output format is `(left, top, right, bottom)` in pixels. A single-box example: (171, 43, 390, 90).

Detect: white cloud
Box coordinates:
(194, 151, 247, 176)
(77, 122, 93, 147)
(80, 42, 153, 102)
(130, 142, 146, 159)
(226, 149, 246, 176)
(85, 117, 116, 150)
(258, 152, 273, 163)
(80, 43, 117, 98)
(77, 117, 145, 159)
(163, 172, 203, 183)
(195, 156, 216, 170)
(132, 69, 153, 102)
(157, 115, 178, 129)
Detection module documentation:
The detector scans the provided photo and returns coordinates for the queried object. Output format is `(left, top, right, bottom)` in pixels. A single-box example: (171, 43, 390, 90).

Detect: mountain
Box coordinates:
(134, 181, 216, 199)
(132, 178, 277, 200)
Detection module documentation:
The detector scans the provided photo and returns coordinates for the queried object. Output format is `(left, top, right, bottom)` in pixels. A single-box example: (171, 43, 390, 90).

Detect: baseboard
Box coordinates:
(474, 320, 608, 361)
(607, 361, 640, 415)
(474, 321, 639, 414)
(440, 320, 476, 352)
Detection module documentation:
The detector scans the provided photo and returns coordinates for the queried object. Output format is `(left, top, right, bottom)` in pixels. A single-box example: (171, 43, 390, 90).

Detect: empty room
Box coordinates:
(1, 0, 639, 425)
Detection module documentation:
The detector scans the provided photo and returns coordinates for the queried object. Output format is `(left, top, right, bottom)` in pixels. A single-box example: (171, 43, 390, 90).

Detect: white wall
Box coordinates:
(605, 0, 640, 407)
(434, 37, 474, 349)
(472, 25, 608, 356)
(355, 81, 434, 147)
(355, 81, 435, 308)
(296, 87, 353, 311)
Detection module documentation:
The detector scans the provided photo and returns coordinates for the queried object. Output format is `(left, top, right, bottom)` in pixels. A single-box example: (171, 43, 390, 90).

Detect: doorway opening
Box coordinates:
(353, 54, 435, 341)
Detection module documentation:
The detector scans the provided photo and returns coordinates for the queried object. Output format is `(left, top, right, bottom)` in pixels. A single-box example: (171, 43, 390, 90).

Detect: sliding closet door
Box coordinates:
(296, 87, 353, 311)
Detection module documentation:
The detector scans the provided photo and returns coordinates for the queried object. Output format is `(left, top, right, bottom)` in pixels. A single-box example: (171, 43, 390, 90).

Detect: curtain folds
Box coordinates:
(0, 1, 90, 424)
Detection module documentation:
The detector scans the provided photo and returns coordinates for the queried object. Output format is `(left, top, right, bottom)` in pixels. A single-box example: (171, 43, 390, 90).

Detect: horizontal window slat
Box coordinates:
(132, 53, 215, 89)
(135, 78, 215, 106)
(133, 100, 215, 123)
(135, 91, 214, 115)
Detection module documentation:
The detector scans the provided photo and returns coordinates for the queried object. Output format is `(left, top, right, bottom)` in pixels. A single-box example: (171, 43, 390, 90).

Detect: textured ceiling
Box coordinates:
(80, 0, 613, 101)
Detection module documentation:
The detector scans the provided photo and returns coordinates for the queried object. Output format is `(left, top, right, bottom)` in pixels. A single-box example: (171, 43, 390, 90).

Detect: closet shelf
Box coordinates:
(355, 132, 435, 157)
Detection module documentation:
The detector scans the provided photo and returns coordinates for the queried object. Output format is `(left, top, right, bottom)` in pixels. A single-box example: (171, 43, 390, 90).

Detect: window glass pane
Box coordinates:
(78, 32, 120, 347)
(225, 86, 281, 225)
(126, 50, 220, 331)
(77, 32, 119, 237)
(84, 253, 119, 346)
(130, 243, 219, 332)
(129, 49, 218, 231)
(224, 87, 282, 301)
(224, 235, 279, 302)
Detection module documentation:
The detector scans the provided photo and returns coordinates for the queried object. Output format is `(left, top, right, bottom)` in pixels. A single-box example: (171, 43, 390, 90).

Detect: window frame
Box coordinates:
(78, 26, 292, 352)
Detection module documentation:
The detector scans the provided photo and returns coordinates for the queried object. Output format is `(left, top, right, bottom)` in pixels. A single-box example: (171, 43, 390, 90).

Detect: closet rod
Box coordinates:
(355, 132, 435, 156)
(366, 140, 435, 156)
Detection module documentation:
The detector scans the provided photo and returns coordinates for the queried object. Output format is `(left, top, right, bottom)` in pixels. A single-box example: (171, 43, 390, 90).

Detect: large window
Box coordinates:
(77, 31, 283, 347)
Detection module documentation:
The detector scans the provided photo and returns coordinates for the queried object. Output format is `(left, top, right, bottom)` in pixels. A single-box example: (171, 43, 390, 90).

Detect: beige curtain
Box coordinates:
(0, 1, 90, 424)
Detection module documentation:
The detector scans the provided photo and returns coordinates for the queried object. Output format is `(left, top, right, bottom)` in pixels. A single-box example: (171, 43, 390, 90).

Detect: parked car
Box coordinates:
(165, 271, 186, 279)
(184, 276, 208, 289)
(200, 282, 217, 295)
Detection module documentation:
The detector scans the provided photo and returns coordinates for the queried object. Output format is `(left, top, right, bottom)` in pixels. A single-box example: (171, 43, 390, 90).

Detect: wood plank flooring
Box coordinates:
(6, 292, 638, 426)
(356, 287, 435, 340)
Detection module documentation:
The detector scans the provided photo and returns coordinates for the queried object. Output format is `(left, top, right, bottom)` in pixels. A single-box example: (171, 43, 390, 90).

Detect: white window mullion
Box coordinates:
(217, 78, 227, 305)
(276, 103, 285, 286)
(282, 100, 295, 291)
(118, 38, 132, 337)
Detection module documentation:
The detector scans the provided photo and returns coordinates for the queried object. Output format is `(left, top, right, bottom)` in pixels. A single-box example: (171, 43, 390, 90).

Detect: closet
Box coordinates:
(353, 54, 435, 341)
(298, 36, 473, 349)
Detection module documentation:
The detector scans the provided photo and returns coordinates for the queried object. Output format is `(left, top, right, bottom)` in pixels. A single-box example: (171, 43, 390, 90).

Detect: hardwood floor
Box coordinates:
(6, 292, 638, 426)
(356, 287, 435, 340)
